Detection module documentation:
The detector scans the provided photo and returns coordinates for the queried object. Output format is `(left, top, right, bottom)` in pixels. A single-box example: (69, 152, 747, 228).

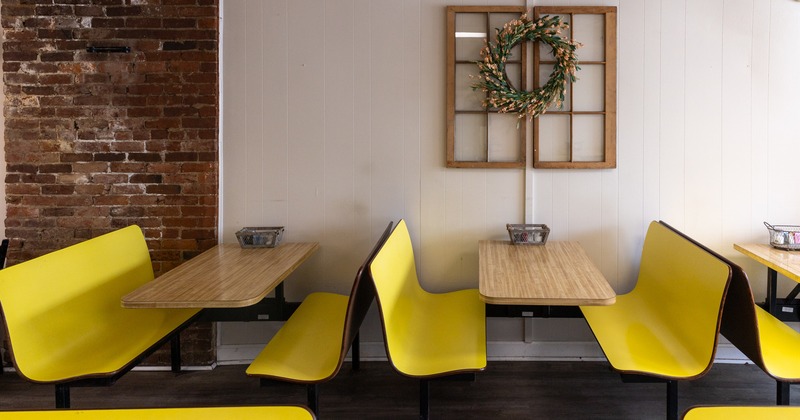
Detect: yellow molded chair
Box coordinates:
(367, 219, 486, 420)
(0, 406, 315, 420)
(247, 222, 393, 416)
(664, 223, 800, 405)
(581, 221, 732, 420)
(682, 405, 800, 420)
(0, 226, 200, 408)
(721, 266, 800, 405)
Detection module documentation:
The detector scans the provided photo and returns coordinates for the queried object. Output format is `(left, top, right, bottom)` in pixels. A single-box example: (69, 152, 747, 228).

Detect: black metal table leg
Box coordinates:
(666, 380, 678, 420)
(55, 384, 70, 409)
(352, 332, 360, 371)
(171, 334, 182, 373)
(420, 379, 430, 420)
(778, 381, 790, 405)
(768, 268, 778, 315)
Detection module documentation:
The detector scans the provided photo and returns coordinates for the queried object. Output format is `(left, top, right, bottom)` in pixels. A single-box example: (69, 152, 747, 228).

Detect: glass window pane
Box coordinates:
(455, 64, 485, 111)
(456, 37, 486, 62)
(573, 14, 605, 62)
(455, 113, 488, 161)
(537, 114, 570, 162)
(573, 64, 604, 112)
(573, 115, 604, 162)
(456, 13, 487, 62)
(538, 64, 571, 112)
(488, 113, 522, 162)
(488, 63, 523, 112)
(538, 14, 570, 62)
(489, 13, 523, 62)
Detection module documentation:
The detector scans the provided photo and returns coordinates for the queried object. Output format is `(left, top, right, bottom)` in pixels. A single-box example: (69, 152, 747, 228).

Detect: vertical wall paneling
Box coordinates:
(220, 0, 800, 359)
(322, 1, 360, 291)
(243, 2, 266, 226)
(767, 1, 800, 221)
(766, 1, 800, 298)
(612, 0, 644, 291)
(685, 0, 724, 246)
(641, 0, 661, 228)
(658, 0, 686, 227)
(721, 0, 755, 274)
(221, 2, 248, 237)
(748, 1, 769, 235)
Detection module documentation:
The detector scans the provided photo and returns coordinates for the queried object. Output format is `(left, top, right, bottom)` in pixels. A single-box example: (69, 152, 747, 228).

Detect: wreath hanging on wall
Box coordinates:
(472, 13, 580, 120)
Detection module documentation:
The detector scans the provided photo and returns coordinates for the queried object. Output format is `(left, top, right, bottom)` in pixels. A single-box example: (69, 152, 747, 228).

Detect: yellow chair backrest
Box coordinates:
(0, 225, 153, 380)
(636, 222, 731, 363)
(368, 220, 427, 359)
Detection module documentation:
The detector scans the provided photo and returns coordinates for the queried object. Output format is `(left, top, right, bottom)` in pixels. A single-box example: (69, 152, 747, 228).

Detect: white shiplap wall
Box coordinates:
(219, 0, 800, 361)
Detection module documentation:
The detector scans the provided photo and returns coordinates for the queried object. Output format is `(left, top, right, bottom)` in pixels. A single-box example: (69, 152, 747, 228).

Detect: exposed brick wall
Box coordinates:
(2, 0, 219, 365)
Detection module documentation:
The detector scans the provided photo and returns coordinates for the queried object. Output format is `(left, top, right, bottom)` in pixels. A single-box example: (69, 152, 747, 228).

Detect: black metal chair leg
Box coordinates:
(666, 380, 678, 420)
(778, 381, 790, 405)
(352, 332, 360, 371)
(55, 384, 70, 409)
(420, 379, 429, 420)
(170, 334, 181, 373)
(307, 383, 319, 416)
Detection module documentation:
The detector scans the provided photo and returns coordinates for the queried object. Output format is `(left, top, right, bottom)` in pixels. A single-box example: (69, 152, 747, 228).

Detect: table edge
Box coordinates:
(121, 242, 320, 309)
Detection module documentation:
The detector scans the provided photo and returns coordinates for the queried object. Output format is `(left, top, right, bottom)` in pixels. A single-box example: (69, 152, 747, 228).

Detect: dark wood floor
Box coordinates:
(0, 361, 794, 419)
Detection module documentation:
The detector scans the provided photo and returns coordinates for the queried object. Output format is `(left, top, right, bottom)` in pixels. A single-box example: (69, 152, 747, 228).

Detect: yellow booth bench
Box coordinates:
(368, 220, 487, 420)
(720, 263, 800, 405)
(0, 225, 200, 408)
(664, 223, 800, 405)
(246, 222, 393, 417)
(682, 405, 800, 420)
(0, 406, 315, 419)
(581, 221, 732, 420)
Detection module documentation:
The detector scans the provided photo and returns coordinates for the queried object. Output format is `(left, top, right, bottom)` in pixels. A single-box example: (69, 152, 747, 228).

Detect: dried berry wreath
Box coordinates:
(473, 14, 580, 119)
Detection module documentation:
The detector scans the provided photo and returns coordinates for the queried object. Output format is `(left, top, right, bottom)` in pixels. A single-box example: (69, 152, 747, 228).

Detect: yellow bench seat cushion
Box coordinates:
(753, 305, 800, 381)
(387, 288, 486, 378)
(0, 406, 314, 420)
(246, 292, 349, 383)
(581, 294, 710, 379)
(12, 306, 199, 383)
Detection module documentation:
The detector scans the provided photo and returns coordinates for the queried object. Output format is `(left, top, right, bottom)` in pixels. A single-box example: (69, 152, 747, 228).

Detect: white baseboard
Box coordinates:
(216, 341, 751, 365)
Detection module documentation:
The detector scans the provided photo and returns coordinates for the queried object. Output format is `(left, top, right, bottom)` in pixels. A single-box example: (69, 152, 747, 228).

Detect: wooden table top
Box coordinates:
(479, 240, 616, 306)
(734, 243, 800, 283)
(122, 242, 319, 309)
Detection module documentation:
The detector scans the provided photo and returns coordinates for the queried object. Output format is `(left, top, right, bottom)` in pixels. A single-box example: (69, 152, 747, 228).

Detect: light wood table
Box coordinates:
(479, 240, 616, 307)
(122, 242, 319, 309)
(734, 243, 800, 315)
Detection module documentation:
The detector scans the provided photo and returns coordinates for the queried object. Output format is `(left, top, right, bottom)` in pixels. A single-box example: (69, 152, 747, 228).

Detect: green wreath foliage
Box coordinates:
(473, 14, 580, 120)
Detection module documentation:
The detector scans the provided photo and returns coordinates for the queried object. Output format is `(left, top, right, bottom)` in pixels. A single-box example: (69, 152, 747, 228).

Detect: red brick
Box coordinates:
(3, 0, 220, 367)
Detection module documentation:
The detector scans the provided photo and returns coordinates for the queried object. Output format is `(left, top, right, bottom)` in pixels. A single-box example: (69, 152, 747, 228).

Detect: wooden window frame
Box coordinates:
(533, 6, 617, 169)
(446, 6, 528, 169)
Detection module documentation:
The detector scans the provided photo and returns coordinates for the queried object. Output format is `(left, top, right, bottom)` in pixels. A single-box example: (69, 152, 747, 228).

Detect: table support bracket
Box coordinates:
(485, 304, 583, 318)
(199, 283, 301, 322)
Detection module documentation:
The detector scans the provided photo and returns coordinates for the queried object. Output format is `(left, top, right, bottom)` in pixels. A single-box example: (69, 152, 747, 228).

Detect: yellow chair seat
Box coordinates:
(16, 307, 198, 383)
(246, 292, 349, 382)
(246, 222, 395, 416)
(581, 294, 712, 379)
(581, 221, 730, 380)
(368, 220, 486, 378)
(384, 287, 486, 377)
(754, 305, 800, 380)
(682, 406, 800, 420)
(0, 406, 314, 420)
